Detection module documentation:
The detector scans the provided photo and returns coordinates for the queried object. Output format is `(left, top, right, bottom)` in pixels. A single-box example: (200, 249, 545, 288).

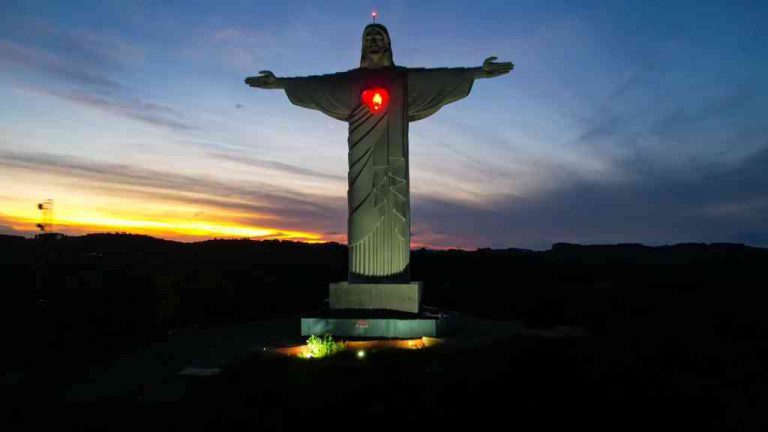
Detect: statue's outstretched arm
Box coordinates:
(473, 56, 514, 79)
(244, 70, 285, 89)
(245, 69, 356, 121)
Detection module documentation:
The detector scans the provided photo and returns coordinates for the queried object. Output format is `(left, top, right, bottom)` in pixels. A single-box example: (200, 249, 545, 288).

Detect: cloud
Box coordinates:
(1, 16, 144, 70)
(180, 139, 250, 153)
(560, 75, 768, 191)
(0, 223, 27, 237)
(648, 81, 760, 138)
(1, 25, 194, 132)
(197, 26, 282, 71)
(0, 149, 346, 232)
(0, 40, 123, 91)
(412, 144, 768, 249)
(29, 86, 198, 131)
(211, 152, 345, 181)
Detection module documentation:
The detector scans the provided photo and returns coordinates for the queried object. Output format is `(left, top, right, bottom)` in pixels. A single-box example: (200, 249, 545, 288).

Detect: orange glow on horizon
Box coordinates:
(1, 208, 464, 247)
(0, 209, 325, 243)
(0, 176, 464, 248)
(0, 201, 466, 248)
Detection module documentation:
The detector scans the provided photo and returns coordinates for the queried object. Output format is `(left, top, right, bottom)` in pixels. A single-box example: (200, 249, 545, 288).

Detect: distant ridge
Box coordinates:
(2, 232, 765, 252)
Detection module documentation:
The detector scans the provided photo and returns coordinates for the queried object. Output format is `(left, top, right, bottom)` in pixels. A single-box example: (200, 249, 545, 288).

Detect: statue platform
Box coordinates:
(300, 307, 453, 339)
(301, 281, 450, 338)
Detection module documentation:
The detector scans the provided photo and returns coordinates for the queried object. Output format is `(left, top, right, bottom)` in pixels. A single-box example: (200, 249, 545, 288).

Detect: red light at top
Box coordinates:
(361, 88, 389, 113)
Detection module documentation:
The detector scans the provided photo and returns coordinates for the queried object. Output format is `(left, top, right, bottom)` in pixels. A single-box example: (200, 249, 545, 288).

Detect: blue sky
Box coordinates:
(1, 0, 767, 249)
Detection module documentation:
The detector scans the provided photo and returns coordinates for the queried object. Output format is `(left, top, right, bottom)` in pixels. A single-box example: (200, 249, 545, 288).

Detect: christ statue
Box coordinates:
(245, 23, 512, 289)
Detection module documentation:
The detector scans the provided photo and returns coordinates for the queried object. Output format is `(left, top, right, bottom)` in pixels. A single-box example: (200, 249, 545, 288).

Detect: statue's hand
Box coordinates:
(245, 70, 282, 89)
(478, 56, 514, 79)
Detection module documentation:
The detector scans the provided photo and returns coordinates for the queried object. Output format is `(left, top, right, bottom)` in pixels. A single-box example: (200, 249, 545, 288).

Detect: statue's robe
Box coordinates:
(283, 66, 475, 282)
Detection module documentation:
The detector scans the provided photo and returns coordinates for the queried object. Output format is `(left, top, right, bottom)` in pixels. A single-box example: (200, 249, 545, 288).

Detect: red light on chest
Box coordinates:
(361, 88, 389, 113)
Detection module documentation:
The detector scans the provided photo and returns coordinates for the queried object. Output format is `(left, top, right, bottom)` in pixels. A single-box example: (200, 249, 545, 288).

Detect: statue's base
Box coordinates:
(300, 308, 453, 339)
(329, 281, 422, 313)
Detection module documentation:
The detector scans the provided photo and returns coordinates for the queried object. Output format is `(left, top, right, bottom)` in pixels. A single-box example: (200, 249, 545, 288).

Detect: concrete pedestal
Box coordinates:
(301, 281, 440, 339)
(300, 308, 452, 338)
(329, 281, 422, 313)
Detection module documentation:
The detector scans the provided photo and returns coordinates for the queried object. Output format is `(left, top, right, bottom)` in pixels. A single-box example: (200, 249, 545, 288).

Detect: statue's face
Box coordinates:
(362, 28, 391, 67)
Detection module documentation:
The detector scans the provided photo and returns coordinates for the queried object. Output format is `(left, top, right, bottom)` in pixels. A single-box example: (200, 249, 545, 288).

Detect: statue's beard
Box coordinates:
(361, 49, 392, 68)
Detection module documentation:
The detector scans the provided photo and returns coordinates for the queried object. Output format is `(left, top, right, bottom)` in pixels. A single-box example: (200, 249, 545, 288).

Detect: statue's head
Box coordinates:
(360, 23, 394, 69)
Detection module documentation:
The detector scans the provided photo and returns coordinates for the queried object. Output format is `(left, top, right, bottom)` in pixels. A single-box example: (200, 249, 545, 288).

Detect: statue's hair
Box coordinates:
(360, 23, 395, 67)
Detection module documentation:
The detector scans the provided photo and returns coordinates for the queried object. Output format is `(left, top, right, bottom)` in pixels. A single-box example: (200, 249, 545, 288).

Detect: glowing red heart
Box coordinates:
(361, 87, 389, 113)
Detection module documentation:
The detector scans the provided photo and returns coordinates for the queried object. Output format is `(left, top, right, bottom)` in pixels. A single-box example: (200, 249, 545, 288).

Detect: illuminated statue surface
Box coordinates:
(246, 24, 512, 285)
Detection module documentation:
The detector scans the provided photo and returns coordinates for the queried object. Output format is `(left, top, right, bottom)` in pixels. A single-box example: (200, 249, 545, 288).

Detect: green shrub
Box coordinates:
(306, 333, 345, 358)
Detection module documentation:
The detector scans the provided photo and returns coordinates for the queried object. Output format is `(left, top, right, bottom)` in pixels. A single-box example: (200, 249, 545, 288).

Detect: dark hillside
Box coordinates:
(2, 234, 767, 428)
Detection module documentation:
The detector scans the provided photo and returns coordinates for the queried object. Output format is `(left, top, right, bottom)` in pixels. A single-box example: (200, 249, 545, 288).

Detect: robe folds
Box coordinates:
(283, 66, 475, 282)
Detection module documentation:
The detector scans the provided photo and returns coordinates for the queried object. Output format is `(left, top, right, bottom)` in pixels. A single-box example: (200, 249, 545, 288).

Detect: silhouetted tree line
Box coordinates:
(1, 233, 767, 371)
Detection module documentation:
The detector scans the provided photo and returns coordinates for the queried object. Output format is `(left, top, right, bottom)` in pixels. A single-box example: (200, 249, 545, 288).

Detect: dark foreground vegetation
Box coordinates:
(2, 233, 767, 429)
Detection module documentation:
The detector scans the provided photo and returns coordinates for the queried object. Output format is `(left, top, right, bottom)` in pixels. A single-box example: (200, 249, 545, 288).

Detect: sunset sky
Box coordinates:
(1, 0, 767, 249)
